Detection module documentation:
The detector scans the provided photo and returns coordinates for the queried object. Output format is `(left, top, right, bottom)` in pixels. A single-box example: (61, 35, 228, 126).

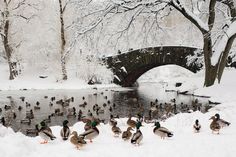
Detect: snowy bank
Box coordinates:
(0, 68, 236, 157)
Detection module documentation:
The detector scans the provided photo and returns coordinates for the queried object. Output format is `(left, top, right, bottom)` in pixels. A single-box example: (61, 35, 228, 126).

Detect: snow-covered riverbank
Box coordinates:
(0, 68, 236, 157)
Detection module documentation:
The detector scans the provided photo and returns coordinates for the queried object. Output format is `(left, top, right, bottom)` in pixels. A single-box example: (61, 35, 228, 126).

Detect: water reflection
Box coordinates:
(0, 83, 214, 136)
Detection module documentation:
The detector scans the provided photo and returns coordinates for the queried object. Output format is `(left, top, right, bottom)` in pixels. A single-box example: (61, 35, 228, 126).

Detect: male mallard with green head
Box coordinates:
(153, 121, 173, 139)
(210, 116, 221, 134)
(122, 127, 133, 141)
(131, 121, 143, 145)
(79, 121, 99, 142)
(193, 119, 201, 133)
(60, 120, 70, 140)
(70, 131, 87, 150)
(35, 121, 56, 144)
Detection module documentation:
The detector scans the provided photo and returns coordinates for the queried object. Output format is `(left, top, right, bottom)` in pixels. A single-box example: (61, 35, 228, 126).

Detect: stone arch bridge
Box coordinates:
(103, 46, 203, 87)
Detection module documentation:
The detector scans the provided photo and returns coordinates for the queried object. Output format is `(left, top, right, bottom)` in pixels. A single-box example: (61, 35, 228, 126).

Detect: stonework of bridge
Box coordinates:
(104, 46, 203, 87)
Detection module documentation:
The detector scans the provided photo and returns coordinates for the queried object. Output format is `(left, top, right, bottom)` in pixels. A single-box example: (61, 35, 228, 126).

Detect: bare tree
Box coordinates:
(0, 0, 38, 80)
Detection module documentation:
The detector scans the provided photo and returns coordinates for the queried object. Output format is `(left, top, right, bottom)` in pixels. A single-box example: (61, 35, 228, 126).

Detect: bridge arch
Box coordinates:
(104, 46, 203, 87)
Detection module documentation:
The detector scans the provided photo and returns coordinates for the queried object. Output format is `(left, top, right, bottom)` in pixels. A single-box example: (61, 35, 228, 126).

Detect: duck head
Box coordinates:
(195, 119, 199, 125)
(127, 127, 134, 131)
(153, 121, 161, 128)
(136, 121, 143, 130)
(91, 121, 98, 127)
(63, 120, 69, 127)
(71, 131, 78, 136)
(215, 113, 220, 120)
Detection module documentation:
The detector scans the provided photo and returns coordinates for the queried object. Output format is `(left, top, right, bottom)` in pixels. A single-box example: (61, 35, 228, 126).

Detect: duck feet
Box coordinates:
(40, 141, 48, 144)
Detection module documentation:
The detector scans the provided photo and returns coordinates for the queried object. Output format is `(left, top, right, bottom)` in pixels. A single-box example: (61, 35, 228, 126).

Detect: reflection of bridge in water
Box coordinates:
(104, 46, 203, 87)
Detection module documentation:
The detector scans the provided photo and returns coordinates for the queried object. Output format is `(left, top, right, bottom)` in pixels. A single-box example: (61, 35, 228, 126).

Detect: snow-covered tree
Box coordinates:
(95, 0, 236, 87)
(0, 0, 38, 80)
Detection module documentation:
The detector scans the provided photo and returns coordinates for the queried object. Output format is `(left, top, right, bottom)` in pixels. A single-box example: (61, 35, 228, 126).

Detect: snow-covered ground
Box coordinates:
(0, 64, 117, 90)
(0, 67, 236, 157)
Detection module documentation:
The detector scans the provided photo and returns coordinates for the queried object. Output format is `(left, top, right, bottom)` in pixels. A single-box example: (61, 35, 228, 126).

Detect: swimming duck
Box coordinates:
(35, 121, 56, 144)
(70, 131, 87, 150)
(153, 121, 173, 139)
(210, 116, 221, 134)
(79, 121, 99, 142)
(215, 113, 230, 127)
(193, 119, 201, 133)
(122, 127, 133, 141)
(127, 116, 137, 128)
(131, 121, 143, 145)
(60, 120, 71, 140)
(112, 123, 122, 136)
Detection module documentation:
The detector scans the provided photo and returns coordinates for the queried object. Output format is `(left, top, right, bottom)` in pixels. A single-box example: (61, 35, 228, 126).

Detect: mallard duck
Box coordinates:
(193, 119, 201, 133)
(215, 113, 230, 127)
(79, 121, 99, 142)
(153, 121, 173, 139)
(127, 116, 137, 128)
(60, 120, 71, 140)
(70, 131, 87, 150)
(122, 127, 133, 141)
(35, 121, 56, 144)
(210, 116, 221, 134)
(131, 121, 143, 145)
(109, 115, 117, 126)
(112, 123, 122, 136)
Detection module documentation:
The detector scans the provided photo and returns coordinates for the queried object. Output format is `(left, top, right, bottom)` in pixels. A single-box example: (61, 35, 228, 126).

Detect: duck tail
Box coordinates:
(131, 139, 136, 144)
(225, 121, 231, 126)
(167, 132, 173, 137)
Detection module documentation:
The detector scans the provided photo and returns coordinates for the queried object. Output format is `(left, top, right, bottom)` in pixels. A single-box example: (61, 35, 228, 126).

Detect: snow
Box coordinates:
(0, 64, 117, 90)
(1, 68, 236, 157)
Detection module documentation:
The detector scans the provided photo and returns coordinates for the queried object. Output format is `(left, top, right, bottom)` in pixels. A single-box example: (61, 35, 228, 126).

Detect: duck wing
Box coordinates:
(131, 131, 142, 144)
(218, 119, 230, 127)
(42, 129, 56, 140)
(158, 127, 173, 137)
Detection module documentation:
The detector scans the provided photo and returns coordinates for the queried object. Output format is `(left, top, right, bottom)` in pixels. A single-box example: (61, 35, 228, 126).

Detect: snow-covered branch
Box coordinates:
(212, 20, 236, 65)
(169, 0, 209, 32)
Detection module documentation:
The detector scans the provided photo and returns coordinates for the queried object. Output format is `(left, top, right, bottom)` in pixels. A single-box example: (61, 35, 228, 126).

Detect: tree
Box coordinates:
(101, 0, 236, 87)
(0, 0, 38, 80)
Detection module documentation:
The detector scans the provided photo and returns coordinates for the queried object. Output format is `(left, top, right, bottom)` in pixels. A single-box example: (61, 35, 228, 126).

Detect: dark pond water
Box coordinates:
(0, 82, 214, 136)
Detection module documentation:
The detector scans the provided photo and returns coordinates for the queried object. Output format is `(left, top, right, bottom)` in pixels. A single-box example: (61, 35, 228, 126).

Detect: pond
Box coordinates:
(0, 82, 214, 136)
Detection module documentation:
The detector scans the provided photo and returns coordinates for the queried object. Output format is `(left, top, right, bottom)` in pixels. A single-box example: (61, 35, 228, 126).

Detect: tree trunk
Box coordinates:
(59, 0, 67, 80)
(2, 2, 18, 80)
(203, 34, 217, 87)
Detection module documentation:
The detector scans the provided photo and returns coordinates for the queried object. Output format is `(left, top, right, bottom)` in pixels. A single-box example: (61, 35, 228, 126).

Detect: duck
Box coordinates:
(153, 121, 173, 139)
(215, 113, 230, 127)
(122, 127, 133, 141)
(20, 118, 31, 125)
(35, 121, 56, 144)
(193, 119, 201, 133)
(109, 115, 117, 126)
(60, 120, 71, 140)
(127, 116, 137, 128)
(70, 131, 87, 150)
(210, 116, 221, 134)
(79, 121, 99, 143)
(131, 121, 143, 145)
(112, 123, 122, 137)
